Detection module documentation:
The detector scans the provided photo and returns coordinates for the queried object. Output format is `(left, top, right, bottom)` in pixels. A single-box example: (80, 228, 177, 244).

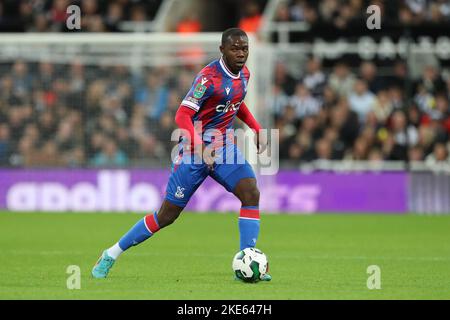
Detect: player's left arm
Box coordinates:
(237, 101, 267, 154)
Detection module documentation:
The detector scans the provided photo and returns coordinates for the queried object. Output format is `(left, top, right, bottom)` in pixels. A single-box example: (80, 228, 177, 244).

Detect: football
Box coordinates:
(232, 247, 269, 282)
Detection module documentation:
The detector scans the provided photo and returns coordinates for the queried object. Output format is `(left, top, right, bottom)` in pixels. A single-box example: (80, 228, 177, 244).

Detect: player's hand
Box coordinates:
(254, 130, 268, 154)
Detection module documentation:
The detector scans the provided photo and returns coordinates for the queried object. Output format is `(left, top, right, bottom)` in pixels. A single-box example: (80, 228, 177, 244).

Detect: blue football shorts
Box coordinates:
(165, 140, 256, 208)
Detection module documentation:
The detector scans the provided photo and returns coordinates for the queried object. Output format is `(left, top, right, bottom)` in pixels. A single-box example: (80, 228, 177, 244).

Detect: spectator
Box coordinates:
(322, 127, 345, 159)
(319, 0, 339, 22)
(30, 13, 50, 32)
(386, 60, 408, 89)
(36, 62, 54, 92)
(372, 90, 393, 123)
(105, 2, 124, 32)
(302, 57, 326, 97)
(274, 61, 297, 96)
(315, 138, 332, 160)
(388, 86, 404, 109)
(328, 62, 356, 97)
(425, 142, 450, 169)
(54, 121, 77, 152)
(130, 4, 147, 22)
(116, 126, 139, 159)
(409, 145, 424, 162)
(135, 72, 169, 120)
(417, 64, 446, 94)
(270, 85, 290, 117)
(176, 12, 202, 33)
(11, 60, 32, 102)
(330, 98, 359, 148)
(287, 143, 303, 161)
(435, 94, 449, 121)
(346, 137, 370, 160)
(321, 86, 338, 109)
(388, 110, 419, 161)
(50, 0, 69, 29)
(290, 0, 307, 22)
(348, 79, 376, 122)
(238, 1, 262, 33)
(91, 138, 128, 167)
(0, 123, 11, 165)
(418, 125, 436, 156)
(415, 84, 437, 117)
(289, 83, 321, 119)
(368, 148, 384, 162)
(26, 140, 66, 167)
(275, 2, 291, 22)
(66, 146, 86, 167)
(359, 61, 384, 94)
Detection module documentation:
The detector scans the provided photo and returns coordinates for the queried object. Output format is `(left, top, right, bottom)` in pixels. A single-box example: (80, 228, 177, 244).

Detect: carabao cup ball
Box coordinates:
(232, 247, 269, 283)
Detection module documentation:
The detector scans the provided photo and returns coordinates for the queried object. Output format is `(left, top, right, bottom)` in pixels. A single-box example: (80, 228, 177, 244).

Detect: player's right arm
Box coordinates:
(175, 72, 216, 167)
(175, 106, 216, 168)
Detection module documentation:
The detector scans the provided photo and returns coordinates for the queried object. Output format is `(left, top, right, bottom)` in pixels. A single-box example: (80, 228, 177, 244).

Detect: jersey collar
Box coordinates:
(219, 57, 240, 79)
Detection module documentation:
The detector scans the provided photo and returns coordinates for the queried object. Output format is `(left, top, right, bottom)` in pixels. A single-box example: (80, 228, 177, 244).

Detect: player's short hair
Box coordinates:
(221, 28, 248, 46)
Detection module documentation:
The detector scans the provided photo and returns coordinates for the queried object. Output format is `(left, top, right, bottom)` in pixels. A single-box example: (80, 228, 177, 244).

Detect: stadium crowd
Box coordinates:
(0, 0, 450, 168)
(272, 57, 450, 166)
(2, 0, 450, 34)
(275, 0, 450, 26)
(0, 0, 163, 32)
(0, 56, 450, 168)
(0, 60, 198, 167)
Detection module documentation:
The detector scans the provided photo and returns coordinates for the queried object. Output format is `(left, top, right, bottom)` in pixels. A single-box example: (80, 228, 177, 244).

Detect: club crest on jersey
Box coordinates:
(216, 100, 242, 113)
(175, 186, 185, 199)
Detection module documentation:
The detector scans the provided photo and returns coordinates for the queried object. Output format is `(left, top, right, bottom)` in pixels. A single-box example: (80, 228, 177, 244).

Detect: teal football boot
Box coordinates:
(234, 272, 272, 282)
(260, 273, 272, 281)
(91, 250, 115, 279)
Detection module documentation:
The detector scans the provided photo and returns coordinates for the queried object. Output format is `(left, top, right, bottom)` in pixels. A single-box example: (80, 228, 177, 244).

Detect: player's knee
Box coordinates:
(241, 187, 260, 206)
(157, 210, 180, 228)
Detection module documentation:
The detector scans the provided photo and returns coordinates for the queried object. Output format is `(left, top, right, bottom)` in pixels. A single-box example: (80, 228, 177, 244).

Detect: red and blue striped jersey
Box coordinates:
(180, 57, 250, 143)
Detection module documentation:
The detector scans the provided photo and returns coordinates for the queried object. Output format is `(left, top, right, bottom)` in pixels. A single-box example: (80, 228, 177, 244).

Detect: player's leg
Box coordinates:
(210, 142, 260, 251)
(109, 199, 184, 259)
(211, 144, 271, 281)
(92, 152, 208, 278)
(91, 199, 184, 279)
(232, 177, 271, 281)
(233, 177, 261, 250)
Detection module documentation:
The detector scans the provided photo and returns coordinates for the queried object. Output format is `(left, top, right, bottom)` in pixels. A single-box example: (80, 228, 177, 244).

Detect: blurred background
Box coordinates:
(0, 0, 449, 214)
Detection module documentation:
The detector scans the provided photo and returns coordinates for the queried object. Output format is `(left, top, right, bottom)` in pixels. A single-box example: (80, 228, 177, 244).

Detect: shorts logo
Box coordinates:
(175, 186, 185, 199)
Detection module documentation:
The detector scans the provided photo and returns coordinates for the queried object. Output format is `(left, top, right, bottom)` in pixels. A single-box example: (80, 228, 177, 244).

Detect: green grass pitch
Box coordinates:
(1, 211, 450, 299)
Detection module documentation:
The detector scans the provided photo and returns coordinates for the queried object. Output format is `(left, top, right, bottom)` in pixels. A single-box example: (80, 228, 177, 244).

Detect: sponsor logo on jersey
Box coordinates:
(225, 87, 231, 95)
(216, 100, 242, 113)
(186, 96, 199, 105)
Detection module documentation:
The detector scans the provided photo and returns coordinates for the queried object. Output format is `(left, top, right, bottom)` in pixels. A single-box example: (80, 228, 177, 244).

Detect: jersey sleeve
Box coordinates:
(180, 73, 214, 112)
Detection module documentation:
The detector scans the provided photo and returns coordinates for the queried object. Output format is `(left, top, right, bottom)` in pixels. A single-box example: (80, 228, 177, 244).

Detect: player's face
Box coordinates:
(220, 35, 249, 74)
